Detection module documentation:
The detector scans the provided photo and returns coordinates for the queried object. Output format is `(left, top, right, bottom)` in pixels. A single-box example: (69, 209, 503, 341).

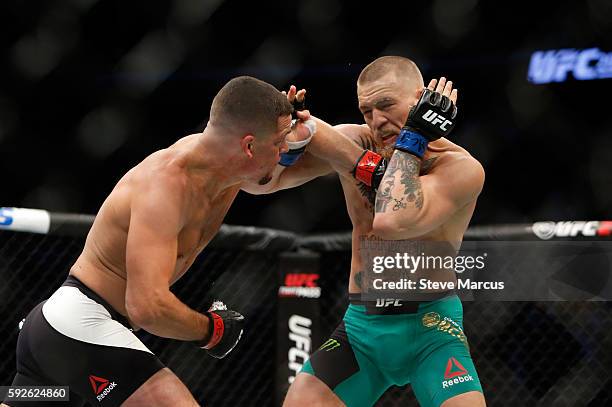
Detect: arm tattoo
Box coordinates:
(356, 134, 375, 151)
(399, 153, 423, 208)
(375, 176, 394, 212)
(375, 151, 423, 212)
(360, 234, 384, 241)
(353, 271, 363, 289)
(393, 197, 407, 211)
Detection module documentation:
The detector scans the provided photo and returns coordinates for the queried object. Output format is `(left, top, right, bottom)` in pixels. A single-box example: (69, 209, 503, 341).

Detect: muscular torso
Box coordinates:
(338, 128, 478, 293)
(70, 135, 240, 318)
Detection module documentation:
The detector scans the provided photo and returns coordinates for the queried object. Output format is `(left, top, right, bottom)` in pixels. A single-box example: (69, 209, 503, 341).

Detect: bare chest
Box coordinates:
(339, 175, 376, 231)
(173, 188, 239, 279)
(338, 154, 442, 237)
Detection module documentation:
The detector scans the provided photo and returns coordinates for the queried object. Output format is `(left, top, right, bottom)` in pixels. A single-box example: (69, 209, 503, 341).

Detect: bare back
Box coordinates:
(337, 127, 480, 293)
(70, 134, 240, 317)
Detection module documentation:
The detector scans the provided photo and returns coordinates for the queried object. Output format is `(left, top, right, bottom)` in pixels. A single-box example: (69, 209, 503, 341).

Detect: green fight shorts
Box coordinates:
(301, 293, 483, 407)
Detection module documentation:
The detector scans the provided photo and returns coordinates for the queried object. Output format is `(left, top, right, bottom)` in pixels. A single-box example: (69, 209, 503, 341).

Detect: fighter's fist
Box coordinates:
(394, 77, 458, 158)
(199, 301, 244, 359)
(353, 150, 387, 190)
(287, 85, 307, 120)
(279, 85, 317, 166)
(284, 85, 315, 143)
(405, 77, 458, 141)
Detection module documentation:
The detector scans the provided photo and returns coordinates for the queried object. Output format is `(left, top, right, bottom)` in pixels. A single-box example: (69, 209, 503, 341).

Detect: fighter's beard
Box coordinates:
(379, 144, 395, 160)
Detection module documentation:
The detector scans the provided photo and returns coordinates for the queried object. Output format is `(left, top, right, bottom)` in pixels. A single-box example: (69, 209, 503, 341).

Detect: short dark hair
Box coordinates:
(209, 76, 293, 137)
(357, 56, 422, 86)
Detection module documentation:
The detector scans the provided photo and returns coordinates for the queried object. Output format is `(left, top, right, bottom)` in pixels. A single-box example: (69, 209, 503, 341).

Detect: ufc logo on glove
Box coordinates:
(421, 110, 453, 131)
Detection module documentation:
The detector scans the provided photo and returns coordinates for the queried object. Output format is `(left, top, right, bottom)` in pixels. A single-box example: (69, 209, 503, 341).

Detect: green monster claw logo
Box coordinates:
(319, 338, 340, 352)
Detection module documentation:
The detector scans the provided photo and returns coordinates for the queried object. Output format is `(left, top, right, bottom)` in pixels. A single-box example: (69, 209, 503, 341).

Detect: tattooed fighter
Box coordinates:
(246, 56, 485, 407)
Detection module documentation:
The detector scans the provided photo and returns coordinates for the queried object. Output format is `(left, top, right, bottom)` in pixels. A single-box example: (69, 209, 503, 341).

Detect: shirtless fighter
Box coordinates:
(249, 56, 486, 406)
(1, 76, 358, 407)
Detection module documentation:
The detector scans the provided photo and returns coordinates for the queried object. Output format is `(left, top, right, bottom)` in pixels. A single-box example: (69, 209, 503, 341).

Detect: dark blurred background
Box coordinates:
(1, 0, 611, 231)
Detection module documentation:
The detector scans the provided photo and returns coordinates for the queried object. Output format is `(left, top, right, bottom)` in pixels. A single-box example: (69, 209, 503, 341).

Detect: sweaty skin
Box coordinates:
(276, 74, 486, 407)
(252, 75, 484, 296)
(339, 131, 480, 294)
(69, 110, 295, 341)
(69, 108, 360, 338)
(70, 134, 241, 329)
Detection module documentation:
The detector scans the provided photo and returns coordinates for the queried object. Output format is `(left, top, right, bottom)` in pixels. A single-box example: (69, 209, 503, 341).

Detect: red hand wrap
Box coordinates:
(354, 150, 383, 187)
(203, 312, 225, 349)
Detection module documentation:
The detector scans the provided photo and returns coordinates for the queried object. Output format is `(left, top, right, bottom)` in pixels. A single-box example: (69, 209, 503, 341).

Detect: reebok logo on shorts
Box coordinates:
(89, 374, 117, 401)
(441, 357, 473, 388)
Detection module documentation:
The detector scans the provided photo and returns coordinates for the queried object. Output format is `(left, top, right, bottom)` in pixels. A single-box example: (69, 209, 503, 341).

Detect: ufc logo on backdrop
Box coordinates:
(284, 273, 319, 287)
(422, 110, 453, 131)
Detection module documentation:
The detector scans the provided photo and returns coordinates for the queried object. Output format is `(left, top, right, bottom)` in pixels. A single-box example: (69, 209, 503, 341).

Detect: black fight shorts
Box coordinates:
(3, 276, 165, 406)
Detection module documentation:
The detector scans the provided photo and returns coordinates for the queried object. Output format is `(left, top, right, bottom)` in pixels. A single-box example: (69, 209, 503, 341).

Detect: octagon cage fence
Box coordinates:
(0, 207, 611, 407)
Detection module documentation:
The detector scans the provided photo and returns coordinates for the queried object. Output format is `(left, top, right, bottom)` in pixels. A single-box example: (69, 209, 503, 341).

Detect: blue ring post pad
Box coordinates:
(394, 128, 428, 158)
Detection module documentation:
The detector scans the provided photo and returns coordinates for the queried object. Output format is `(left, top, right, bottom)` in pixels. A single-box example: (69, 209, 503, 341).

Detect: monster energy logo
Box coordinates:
(319, 339, 340, 352)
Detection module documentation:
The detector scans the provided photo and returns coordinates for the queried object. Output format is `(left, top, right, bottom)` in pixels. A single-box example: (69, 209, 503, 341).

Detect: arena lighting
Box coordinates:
(527, 47, 612, 84)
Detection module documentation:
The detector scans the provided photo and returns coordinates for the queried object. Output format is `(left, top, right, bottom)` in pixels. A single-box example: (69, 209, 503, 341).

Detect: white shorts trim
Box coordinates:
(42, 286, 153, 354)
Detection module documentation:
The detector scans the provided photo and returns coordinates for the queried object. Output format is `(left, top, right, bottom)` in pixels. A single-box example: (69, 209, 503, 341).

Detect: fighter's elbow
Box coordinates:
(371, 215, 411, 240)
(125, 291, 168, 328)
(126, 304, 158, 329)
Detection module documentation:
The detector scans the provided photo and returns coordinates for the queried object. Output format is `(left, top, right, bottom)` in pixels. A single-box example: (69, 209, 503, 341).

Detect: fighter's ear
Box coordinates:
(241, 134, 255, 158)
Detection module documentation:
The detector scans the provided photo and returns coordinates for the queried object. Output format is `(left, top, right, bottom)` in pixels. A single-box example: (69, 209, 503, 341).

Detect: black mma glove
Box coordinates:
(280, 91, 316, 167)
(291, 97, 305, 121)
(394, 89, 458, 158)
(198, 301, 244, 359)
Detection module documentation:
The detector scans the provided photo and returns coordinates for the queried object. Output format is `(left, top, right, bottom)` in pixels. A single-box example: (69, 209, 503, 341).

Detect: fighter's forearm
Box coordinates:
(133, 291, 209, 342)
(308, 117, 363, 175)
(375, 150, 422, 213)
(372, 150, 424, 238)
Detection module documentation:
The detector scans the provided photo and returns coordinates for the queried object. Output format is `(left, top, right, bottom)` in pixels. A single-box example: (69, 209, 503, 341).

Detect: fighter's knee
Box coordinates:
(283, 384, 312, 407)
(123, 368, 198, 406)
(440, 391, 486, 407)
(283, 373, 344, 407)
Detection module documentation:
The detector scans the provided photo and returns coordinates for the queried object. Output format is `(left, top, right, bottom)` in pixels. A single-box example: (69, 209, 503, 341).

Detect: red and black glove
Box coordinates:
(198, 301, 244, 359)
(353, 150, 387, 190)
